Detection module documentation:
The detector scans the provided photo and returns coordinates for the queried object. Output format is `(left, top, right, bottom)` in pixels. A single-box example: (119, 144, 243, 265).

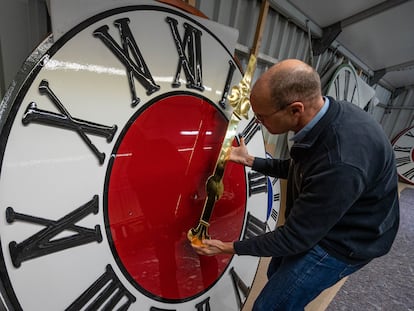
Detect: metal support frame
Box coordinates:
(314, 0, 411, 56)
(341, 0, 411, 28)
(386, 60, 414, 73)
(370, 69, 387, 86)
(268, 0, 412, 85)
(312, 22, 342, 56)
(371, 60, 414, 86)
(391, 87, 406, 100)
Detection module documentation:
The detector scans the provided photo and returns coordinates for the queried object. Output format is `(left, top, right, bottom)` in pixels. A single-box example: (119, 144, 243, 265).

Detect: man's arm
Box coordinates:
(229, 137, 290, 178)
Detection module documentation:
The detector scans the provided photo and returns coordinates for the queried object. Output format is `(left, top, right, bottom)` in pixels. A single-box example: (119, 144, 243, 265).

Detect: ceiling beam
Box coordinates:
(313, 0, 412, 56)
(370, 69, 387, 86)
(370, 59, 414, 85)
(386, 59, 414, 72)
(267, 0, 370, 73)
(312, 22, 341, 56)
(341, 0, 412, 28)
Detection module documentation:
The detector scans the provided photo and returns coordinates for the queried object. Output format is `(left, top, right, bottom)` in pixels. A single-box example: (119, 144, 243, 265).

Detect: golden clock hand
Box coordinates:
(188, 55, 257, 246)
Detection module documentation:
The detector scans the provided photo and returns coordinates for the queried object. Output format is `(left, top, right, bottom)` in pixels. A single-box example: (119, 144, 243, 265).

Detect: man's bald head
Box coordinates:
(252, 59, 322, 111)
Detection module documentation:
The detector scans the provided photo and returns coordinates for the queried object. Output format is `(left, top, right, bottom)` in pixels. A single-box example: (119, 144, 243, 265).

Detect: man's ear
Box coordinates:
(289, 102, 304, 115)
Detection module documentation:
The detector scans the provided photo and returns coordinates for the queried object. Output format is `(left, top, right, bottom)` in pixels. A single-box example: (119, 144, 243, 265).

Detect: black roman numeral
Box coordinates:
(270, 207, 279, 225)
(150, 307, 175, 311)
(266, 176, 280, 230)
(248, 171, 267, 196)
(66, 264, 136, 310)
(230, 267, 250, 310)
(93, 18, 160, 107)
(243, 212, 267, 240)
(219, 60, 237, 109)
(240, 118, 261, 145)
(393, 145, 411, 153)
(166, 16, 204, 91)
(6, 195, 102, 268)
(272, 177, 280, 204)
(402, 167, 414, 180)
(396, 156, 411, 167)
(406, 130, 414, 138)
(22, 80, 117, 165)
(195, 297, 211, 311)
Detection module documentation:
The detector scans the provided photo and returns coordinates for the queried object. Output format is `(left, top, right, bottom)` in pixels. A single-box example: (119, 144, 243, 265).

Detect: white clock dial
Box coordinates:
(326, 63, 361, 108)
(392, 126, 414, 185)
(0, 2, 276, 310)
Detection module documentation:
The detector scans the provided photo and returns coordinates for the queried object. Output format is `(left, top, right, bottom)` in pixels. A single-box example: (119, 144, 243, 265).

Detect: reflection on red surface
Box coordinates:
(107, 94, 246, 301)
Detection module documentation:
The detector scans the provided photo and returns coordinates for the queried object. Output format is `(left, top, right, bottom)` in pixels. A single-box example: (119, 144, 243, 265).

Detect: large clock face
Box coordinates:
(0, 2, 278, 310)
(326, 63, 361, 108)
(392, 126, 414, 185)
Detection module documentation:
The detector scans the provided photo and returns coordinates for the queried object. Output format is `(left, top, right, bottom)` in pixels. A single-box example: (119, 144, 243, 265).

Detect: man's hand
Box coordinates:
(227, 137, 255, 167)
(191, 239, 236, 256)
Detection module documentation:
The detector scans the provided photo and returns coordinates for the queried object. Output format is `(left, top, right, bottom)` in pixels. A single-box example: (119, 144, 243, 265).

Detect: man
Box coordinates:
(192, 59, 400, 310)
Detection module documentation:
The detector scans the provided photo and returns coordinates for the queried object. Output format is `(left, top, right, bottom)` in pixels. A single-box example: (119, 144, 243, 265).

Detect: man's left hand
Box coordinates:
(191, 239, 235, 256)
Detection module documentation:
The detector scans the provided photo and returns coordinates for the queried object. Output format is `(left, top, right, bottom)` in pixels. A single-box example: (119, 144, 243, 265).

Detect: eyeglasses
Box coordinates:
(253, 102, 295, 124)
(253, 109, 280, 124)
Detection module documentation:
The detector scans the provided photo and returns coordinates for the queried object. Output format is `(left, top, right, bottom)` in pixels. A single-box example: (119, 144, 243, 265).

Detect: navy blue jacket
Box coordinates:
(234, 97, 400, 264)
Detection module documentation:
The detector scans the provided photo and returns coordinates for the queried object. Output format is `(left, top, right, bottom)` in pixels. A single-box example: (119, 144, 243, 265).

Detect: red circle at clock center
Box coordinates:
(107, 94, 247, 301)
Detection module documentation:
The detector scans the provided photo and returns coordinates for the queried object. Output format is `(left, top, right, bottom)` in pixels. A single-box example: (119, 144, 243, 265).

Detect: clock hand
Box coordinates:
(188, 55, 257, 246)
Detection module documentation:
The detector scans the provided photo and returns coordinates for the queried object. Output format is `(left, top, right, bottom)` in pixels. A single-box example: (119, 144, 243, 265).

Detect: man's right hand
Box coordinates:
(227, 137, 255, 167)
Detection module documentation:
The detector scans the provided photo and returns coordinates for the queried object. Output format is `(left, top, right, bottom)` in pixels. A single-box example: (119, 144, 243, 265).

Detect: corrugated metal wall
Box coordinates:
(197, 0, 312, 77)
(0, 0, 413, 141)
(195, 0, 414, 143)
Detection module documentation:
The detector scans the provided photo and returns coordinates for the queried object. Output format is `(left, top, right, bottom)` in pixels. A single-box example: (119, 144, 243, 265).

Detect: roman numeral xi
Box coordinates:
(93, 16, 206, 107)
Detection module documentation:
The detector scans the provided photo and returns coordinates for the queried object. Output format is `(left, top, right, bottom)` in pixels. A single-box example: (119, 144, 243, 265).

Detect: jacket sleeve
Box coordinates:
(234, 163, 366, 257)
(252, 157, 290, 179)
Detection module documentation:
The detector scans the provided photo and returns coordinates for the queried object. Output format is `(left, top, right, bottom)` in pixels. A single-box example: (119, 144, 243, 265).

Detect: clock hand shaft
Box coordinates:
(188, 115, 240, 245)
(188, 55, 257, 246)
(197, 114, 240, 223)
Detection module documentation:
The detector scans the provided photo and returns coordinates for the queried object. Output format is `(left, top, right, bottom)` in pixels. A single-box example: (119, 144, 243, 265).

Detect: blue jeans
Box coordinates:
(253, 245, 367, 311)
